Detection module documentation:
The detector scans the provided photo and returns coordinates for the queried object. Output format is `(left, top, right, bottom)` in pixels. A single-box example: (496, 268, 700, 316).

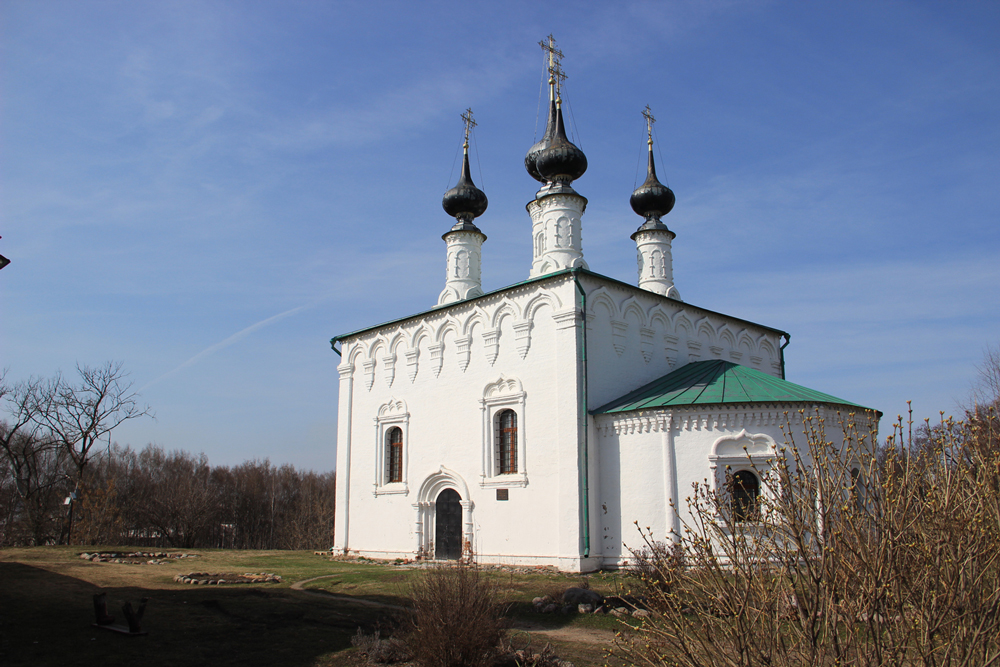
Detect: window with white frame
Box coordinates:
(374, 398, 409, 495)
(481, 376, 528, 487)
(496, 409, 518, 474)
(386, 427, 403, 483)
(709, 429, 776, 525)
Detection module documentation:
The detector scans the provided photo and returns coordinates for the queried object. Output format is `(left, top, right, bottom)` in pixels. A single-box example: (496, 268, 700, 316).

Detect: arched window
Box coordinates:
(850, 467, 865, 512)
(497, 410, 517, 474)
(730, 470, 760, 522)
(386, 427, 403, 483)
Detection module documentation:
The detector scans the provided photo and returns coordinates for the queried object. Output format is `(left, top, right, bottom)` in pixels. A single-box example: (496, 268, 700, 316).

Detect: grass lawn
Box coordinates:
(0, 547, 639, 667)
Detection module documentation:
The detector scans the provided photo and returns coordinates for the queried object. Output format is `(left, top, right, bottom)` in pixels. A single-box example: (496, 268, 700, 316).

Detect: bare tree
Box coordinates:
(970, 342, 1000, 412)
(0, 375, 70, 546)
(135, 446, 219, 548)
(28, 362, 151, 543)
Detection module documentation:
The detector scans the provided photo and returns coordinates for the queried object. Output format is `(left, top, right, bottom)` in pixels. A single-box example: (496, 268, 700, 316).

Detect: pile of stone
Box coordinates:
(79, 551, 199, 565)
(532, 588, 650, 617)
(173, 572, 282, 585)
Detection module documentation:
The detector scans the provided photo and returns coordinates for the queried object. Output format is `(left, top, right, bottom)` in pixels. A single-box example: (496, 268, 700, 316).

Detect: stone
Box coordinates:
(611, 608, 629, 618)
(562, 587, 602, 607)
(577, 604, 593, 614)
(542, 604, 558, 614)
(632, 609, 651, 618)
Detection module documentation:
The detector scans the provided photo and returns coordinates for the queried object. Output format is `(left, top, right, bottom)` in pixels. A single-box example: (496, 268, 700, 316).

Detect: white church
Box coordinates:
(331, 43, 875, 572)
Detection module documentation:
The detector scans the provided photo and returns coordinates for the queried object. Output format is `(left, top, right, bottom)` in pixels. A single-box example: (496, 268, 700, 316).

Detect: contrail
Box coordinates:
(140, 304, 311, 391)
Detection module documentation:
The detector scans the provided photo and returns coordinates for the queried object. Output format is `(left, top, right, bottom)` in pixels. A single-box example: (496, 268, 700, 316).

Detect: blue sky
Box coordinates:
(2, 1, 998, 471)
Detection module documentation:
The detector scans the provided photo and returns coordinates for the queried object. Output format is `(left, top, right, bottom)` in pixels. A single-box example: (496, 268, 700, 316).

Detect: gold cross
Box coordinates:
(539, 35, 567, 99)
(461, 108, 477, 149)
(642, 105, 656, 146)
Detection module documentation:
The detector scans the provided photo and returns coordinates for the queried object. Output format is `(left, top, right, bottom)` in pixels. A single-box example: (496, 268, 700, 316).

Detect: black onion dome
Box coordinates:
(630, 147, 674, 221)
(442, 150, 488, 225)
(534, 105, 587, 184)
(524, 98, 557, 182)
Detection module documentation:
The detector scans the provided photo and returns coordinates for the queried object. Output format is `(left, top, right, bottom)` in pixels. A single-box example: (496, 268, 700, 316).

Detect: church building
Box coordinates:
(331, 41, 875, 572)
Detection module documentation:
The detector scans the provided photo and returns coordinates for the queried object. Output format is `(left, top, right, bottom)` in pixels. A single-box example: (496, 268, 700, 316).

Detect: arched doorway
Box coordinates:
(435, 488, 463, 560)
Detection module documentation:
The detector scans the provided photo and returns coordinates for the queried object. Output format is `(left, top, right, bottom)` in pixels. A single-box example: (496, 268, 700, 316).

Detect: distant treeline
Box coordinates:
(0, 440, 336, 549)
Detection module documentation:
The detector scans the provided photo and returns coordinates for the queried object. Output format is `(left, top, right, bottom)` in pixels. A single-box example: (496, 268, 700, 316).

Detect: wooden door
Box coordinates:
(435, 489, 462, 560)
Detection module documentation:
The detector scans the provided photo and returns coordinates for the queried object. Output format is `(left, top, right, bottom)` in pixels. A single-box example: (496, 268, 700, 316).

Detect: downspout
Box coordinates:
(779, 333, 790, 380)
(571, 271, 590, 560)
(330, 338, 343, 357)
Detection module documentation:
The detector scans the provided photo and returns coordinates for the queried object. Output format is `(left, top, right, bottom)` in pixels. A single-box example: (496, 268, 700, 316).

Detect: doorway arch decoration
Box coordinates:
(413, 467, 473, 559)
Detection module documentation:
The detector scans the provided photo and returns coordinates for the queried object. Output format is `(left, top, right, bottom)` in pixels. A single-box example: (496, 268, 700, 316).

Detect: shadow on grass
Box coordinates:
(0, 562, 395, 667)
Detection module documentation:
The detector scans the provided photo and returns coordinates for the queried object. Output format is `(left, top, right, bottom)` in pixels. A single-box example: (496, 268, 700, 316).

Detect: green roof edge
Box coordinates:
(591, 360, 877, 415)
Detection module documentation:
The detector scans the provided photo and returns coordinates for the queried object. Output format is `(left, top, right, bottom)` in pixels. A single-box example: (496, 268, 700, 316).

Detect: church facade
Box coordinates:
(331, 46, 874, 572)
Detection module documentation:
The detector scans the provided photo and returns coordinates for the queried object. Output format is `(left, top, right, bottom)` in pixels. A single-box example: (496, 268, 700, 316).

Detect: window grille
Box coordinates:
(496, 410, 517, 474)
(386, 427, 403, 483)
(730, 470, 760, 522)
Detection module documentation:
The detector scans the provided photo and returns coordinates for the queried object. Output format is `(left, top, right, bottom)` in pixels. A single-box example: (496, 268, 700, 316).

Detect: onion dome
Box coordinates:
(534, 104, 587, 185)
(442, 144, 488, 231)
(524, 98, 557, 182)
(630, 140, 674, 228)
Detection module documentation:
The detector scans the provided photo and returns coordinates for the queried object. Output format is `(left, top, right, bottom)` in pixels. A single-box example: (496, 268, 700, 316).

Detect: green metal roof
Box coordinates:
(592, 360, 871, 414)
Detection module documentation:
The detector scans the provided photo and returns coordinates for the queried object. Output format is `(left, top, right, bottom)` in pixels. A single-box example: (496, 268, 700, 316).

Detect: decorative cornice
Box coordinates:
(594, 404, 875, 437)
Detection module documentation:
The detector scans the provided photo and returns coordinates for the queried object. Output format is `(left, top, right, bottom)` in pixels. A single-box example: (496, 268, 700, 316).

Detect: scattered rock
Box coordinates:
(80, 551, 198, 565)
(577, 603, 593, 614)
(632, 609, 651, 618)
(563, 587, 603, 607)
(542, 603, 559, 614)
(174, 572, 281, 585)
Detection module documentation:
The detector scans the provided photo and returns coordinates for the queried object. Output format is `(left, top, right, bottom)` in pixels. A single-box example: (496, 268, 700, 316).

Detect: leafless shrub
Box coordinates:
(626, 538, 684, 595)
(351, 626, 412, 665)
(615, 407, 1000, 667)
(497, 635, 563, 667)
(407, 562, 511, 667)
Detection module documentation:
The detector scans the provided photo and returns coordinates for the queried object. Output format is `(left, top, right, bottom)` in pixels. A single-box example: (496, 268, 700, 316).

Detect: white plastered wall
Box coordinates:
(334, 275, 596, 570)
(594, 405, 873, 567)
(579, 273, 785, 412)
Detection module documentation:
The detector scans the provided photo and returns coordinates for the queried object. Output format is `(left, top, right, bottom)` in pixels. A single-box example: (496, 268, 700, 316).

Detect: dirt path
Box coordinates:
(290, 575, 617, 648)
(290, 574, 409, 611)
(289, 573, 342, 591)
(511, 621, 616, 646)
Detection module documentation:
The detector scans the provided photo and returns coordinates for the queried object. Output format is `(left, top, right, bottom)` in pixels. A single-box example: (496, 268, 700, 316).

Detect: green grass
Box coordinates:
(0, 547, 637, 667)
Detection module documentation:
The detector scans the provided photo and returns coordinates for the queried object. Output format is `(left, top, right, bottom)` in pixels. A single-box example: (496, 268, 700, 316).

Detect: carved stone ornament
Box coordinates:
(611, 319, 627, 356)
(513, 320, 532, 359)
(382, 355, 396, 387)
(362, 360, 376, 391)
(429, 343, 444, 378)
(482, 328, 500, 366)
(405, 349, 419, 383)
(456, 335, 472, 372)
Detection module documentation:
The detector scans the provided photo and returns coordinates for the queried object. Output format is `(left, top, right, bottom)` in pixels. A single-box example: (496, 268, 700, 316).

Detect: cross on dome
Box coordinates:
(642, 105, 656, 146)
(539, 35, 567, 102)
(460, 107, 477, 150)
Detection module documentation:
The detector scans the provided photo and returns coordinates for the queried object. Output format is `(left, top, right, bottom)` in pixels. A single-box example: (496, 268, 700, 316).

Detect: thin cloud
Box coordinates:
(140, 303, 311, 391)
